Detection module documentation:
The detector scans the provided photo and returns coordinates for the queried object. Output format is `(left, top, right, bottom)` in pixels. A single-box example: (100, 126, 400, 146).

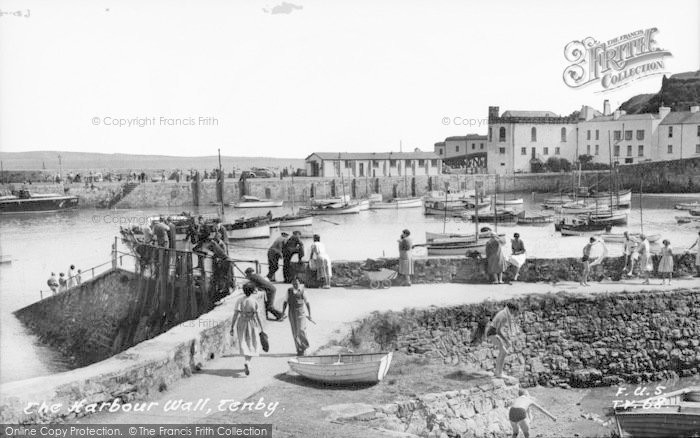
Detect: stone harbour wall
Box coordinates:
(352, 289, 700, 388)
(329, 253, 698, 287)
(356, 378, 520, 438)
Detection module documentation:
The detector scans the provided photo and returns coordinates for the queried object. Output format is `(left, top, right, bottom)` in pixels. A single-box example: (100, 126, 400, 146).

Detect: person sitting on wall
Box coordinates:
(245, 267, 285, 321)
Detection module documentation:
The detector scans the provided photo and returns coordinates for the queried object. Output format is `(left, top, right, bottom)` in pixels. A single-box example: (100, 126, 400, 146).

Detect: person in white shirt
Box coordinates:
(637, 235, 652, 285)
(67, 265, 77, 288)
(622, 232, 636, 276)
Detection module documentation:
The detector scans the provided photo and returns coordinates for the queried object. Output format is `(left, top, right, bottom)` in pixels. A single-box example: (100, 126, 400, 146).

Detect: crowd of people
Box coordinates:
(46, 264, 81, 295)
(266, 231, 332, 288)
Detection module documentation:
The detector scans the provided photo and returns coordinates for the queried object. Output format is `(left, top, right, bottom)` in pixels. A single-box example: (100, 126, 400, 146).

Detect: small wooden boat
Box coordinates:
(287, 352, 393, 384)
(613, 386, 700, 438)
(588, 188, 632, 206)
(233, 195, 283, 208)
(495, 198, 524, 206)
(556, 217, 609, 236)
(674, 201, 700, 211)
(427, 242, 486, 256)
(689, 208, 700, 216)
(582, 210, 629, 226)
(542, 195, 574, 209)
(595, 233, 661, 243)
(224, 217, 271, 239)
(270, 214, 313, 228)
(470, 208, 518, 225)
(0, 189, 79, 214)
(370, 197, 423, 209)
(356, 199, 370, 211)
(299, 203, 361, 215)
(517, 210, 554, 226)
(425, 230, 502, 243)
(677, 216, 700, 224)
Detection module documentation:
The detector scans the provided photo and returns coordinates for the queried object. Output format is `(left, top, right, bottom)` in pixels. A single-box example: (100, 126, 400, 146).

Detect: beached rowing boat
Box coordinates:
(288, 352, 393, 384)
(370, 197, 423, 209)
(233, 195, 283, 208)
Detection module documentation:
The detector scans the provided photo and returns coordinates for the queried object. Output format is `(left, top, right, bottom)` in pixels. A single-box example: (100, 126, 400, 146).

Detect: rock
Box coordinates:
(321, 403, 376, 422)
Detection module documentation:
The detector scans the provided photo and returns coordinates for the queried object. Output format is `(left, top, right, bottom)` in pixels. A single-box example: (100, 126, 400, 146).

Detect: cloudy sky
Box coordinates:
(0, 0, 698, 158)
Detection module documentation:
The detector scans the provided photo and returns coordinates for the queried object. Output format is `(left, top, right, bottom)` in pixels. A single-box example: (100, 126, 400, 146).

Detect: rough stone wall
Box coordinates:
(330, 254, 698, 287)
(14, 269, 140, 366)
(617, 157, 700, 193)
(363, 289, 700, 388)
(367, 379, 519, 438)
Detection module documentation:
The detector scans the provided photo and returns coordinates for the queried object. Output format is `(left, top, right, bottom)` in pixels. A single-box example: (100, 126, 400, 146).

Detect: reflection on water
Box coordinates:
(1, 193, 699, 383)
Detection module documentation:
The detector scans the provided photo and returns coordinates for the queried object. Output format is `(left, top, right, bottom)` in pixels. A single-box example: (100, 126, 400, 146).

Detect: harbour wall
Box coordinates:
(349, 288, 700, 388)
(329, 254, 698, 287)
(3, 156, 698, 209)
(0, 293, 242, 424)
(346, 379, 520, 437)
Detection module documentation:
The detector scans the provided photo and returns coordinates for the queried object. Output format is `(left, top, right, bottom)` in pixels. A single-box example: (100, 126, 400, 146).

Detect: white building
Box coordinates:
(305, 152, 442, 178)
(434, 134, 487, 159)
(486, 106, 579, 174)
(657, 106, 700, 160)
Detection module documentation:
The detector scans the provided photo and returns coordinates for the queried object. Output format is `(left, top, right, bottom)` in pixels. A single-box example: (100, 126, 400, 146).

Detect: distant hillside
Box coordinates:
(619, 70, 700, 114)
(0, 151, 305, 171)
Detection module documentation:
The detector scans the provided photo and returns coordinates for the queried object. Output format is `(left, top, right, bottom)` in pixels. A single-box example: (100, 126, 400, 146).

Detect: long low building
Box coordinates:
(305, 152, 442, 178)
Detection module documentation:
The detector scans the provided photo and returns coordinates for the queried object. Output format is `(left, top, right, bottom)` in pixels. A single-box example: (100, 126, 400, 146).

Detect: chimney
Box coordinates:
(603, 99, 611, 116)
(488, 106, 500, 121)
(613, 110, 621, 120)
(581, 105, 594, 121)
(690, 105, 700, 113)
(658, 105, 671, 119)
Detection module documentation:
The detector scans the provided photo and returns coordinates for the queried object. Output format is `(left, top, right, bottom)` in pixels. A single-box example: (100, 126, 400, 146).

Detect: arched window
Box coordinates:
(561, 127, 567, 142)
(499, 127, 506, 142)
(531, 127, 537, 142)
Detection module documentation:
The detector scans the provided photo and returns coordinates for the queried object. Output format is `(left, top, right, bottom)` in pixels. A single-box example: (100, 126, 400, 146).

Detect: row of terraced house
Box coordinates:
(434, 100, 700, 174)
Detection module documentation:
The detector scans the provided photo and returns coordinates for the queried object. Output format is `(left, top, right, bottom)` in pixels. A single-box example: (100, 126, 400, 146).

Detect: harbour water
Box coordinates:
(1, 192, 699, 383)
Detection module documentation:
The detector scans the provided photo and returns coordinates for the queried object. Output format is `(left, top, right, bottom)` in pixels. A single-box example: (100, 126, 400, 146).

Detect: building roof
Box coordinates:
(659, 111, 700, 125)
(444, 134, 487, 141)
(501, 110, 560, 118)
(587, 113, 661, 123)
(306, 152, 441, 161)
(434, 142, 446, 147)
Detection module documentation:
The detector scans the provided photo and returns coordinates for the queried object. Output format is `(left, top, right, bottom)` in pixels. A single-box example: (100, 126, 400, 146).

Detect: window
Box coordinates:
(438, 149, 443, 155)
(374, 160, 380, 167)
(488, 127, 492, 142)
(404, 160, 411, 166)
(697, 126, 700, 137)
(521, 147, 527, 155)
(561, 127, 567, 142)
(430, 159, 437, 166)
(418, 159, 425, 166)
(614, 145, 620, 156)
(555, 147, 560, 155)
(595, 130, 599, 140)
(531, 127, 537, 142)
(595, 145, 599, 155)
(472, 143, 476, 150)
(480, 143, 484, 150)
(668, 126, 673, 138)
(499, 127, 506, 142)
(625, 130, 632, 141)
(499, 147, 506, 154)
(586, 145, 590, 154)
(627, 145, 632, 156)
(696, 145, 700, 154)
(587, 130, 591, 140)
(389, 159, 396, 167)
(668, 145, 673, 154)
(638, 145, 644, 157)
(543, 147, 549, 155)
(636, 130, 645, 140)
(455, 146, 459, 152)
(345, 160, 353, 168)
(614, 130, 621, 141)
(625, 158, 634, 164)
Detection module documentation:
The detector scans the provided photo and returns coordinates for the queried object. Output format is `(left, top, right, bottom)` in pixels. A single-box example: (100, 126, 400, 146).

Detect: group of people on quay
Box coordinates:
(266, 231, 332, 288)
(46, 264, 81, 295)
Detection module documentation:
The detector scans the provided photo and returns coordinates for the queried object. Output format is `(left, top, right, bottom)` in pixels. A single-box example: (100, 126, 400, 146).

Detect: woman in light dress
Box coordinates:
(230, 283, 263, 376)
(658, 239, 674, 285)
(309, 234, 332, 289)
(485, 232, 508, 284)
(637, 235, 653, 285)
(282, 278, 312, 356)
(398, 229, 414, 286)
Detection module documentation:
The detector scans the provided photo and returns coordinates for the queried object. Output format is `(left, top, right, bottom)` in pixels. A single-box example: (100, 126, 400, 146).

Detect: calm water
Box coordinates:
(1, 193, 699, 383)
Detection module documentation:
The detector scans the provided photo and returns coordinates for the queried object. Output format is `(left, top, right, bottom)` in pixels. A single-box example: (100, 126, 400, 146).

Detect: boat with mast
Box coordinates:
(370, 143, 423, 209)
(300, 153, 361, 215)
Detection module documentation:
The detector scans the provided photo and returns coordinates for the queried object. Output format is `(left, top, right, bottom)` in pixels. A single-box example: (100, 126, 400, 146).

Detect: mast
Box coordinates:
(607, 131, 614, 213)
(443, 182, 449, 234)
(493, 174, 499, 232)
(639, 179, 644, 234)
(339, 153, 347, 204)
(291, 170, 295, 214)
(218, 148, 225, 220)
(474, 178, 480, 238)
(402, 140, 408, 198)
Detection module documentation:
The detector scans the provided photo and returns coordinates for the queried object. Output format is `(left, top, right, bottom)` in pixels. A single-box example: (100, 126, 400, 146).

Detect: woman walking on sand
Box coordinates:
(658, 239, 674, 285)
(230, 283, 263, 376)
(282, 278, 311, 356)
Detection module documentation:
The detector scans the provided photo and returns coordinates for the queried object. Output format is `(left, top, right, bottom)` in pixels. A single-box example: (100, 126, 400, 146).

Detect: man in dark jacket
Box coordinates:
(245, 268, 285, 320)
(267, 232, 289, 281)
(282, 231, 305, 283)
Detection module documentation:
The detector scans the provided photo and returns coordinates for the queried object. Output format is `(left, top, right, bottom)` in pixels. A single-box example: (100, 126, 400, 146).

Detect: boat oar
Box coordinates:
(319, 218, 340, 225)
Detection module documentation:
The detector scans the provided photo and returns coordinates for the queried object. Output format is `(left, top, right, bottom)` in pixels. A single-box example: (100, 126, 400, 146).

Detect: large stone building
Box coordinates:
(434, 134, 487, 159)
(487, 101, 700, 173)
(305, 152, 442, 178)
(486, 107, 579, 174)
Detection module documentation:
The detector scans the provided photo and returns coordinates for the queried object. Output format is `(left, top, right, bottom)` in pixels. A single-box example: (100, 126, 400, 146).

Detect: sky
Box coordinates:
(0, 0, 698, 158)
